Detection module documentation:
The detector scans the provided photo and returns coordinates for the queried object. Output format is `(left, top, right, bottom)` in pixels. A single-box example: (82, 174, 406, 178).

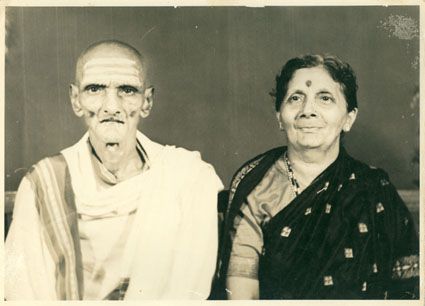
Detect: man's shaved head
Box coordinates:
(74, 40, 146, 86)
(69, 40, 154, 166)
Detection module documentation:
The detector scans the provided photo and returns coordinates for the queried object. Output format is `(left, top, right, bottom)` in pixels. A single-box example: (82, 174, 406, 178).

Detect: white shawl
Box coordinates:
(5, 132, 223, 300)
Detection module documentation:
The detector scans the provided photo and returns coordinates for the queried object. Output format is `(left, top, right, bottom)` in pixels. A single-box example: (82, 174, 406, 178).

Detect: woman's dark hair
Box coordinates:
(271, 54, 358, 112)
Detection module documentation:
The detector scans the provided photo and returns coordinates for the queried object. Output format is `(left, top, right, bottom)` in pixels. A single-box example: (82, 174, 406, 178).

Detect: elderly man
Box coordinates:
(5, 40, 223, 300)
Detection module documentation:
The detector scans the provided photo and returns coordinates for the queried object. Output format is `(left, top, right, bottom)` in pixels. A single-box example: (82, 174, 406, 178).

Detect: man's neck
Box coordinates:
(89, 137, 144, 183)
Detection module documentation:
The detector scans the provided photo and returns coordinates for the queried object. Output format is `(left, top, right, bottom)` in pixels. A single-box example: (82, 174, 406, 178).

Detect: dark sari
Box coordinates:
(214, 146, 419, 299)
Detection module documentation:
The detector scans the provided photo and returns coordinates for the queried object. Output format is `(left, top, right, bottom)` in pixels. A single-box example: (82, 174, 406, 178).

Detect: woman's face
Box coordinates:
(277, 66, 357, 153)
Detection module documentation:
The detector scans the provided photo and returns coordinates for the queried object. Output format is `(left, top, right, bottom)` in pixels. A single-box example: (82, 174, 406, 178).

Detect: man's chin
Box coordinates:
(89, 127, 138, 151)
(95, 131, 126, 145)
(101, 136, 124, 144)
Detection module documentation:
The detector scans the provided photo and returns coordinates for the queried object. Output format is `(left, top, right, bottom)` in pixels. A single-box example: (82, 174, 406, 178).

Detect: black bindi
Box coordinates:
(306, 80, 312, 87)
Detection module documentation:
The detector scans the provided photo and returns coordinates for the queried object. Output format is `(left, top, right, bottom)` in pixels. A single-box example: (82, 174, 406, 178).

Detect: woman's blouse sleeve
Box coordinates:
(226, 197, 264, 279)
(226, 160, 293, 280)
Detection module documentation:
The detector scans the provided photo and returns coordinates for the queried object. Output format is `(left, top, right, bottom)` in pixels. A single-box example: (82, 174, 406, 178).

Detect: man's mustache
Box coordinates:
(99, 117, 125, 124)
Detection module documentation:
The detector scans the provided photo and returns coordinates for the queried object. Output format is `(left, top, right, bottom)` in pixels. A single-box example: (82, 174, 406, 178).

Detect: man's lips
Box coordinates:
(100, 118, 125, 124)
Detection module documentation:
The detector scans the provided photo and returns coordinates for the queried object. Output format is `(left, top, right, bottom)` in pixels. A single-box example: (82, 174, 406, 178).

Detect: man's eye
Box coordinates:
(85, 85, 104, 93)
(119, 86, 138, 95)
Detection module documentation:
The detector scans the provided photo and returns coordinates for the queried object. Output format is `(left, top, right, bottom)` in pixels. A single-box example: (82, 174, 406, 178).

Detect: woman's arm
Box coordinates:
(224, 196, 264, 300)
(226, 276, 259, 300)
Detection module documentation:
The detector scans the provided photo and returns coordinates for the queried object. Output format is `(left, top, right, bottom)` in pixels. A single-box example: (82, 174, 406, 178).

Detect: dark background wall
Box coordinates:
(5, 6, 420, 191)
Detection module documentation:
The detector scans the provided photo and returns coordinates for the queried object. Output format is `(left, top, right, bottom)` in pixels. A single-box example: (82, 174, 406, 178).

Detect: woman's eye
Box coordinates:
(319, 95, 334, 103)
(288, 95, 303, 103)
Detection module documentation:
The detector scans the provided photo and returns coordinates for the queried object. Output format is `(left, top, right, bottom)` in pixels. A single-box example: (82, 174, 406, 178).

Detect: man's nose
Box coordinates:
(299, 96, 317, 118)
(102, 90, 122, 115)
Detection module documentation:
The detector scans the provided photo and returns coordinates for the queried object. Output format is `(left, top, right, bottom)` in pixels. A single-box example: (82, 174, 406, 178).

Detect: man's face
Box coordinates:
(70, 48, 152, 151)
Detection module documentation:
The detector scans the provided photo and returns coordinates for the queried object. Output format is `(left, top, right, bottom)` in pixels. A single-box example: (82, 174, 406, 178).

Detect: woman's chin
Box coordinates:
(289, 134, 340, 151)
(291, 140, 323, 150)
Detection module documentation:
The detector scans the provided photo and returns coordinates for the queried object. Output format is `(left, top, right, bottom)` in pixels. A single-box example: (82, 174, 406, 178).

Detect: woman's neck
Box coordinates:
(286, 145, 340, 188)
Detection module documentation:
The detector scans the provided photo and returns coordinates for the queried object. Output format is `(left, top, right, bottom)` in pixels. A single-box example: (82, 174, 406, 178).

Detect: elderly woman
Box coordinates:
(216, 54, 419, 299)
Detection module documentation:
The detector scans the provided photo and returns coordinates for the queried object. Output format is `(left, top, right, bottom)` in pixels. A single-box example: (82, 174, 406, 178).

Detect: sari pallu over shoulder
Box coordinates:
(215, 147, 419, 300)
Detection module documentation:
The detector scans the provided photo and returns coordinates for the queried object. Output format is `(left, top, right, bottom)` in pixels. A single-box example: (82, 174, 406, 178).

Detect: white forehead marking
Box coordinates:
(81, 57, 143, 86)
(84, 67, 141, 76)
(83, 57, 139, 69)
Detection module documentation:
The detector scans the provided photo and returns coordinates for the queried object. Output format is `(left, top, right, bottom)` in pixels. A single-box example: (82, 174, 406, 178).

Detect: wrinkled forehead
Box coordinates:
(78, 55, 145, 87)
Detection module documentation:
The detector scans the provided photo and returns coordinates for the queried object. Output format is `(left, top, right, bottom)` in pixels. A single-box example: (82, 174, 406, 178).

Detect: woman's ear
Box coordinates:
(276, 112, 284, 131)
(343, 108, 358, 132)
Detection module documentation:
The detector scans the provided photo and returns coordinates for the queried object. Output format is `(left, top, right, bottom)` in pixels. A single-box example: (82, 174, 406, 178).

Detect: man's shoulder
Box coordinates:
(28, 153, 65, 170)
(164, 144, 200, 158)
(142, 133, 223, 186)
(155, 144, 223, 191)
(163, 145, 213, 170)
(25, 153, 68, 181)
(139, 133, 205, 166)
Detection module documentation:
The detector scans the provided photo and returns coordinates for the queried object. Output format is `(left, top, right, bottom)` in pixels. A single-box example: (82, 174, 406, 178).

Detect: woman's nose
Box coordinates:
(299, 97, 317, 118)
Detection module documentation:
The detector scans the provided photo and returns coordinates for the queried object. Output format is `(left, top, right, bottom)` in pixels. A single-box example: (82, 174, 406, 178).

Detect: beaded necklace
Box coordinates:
(283, 151, 301, 197)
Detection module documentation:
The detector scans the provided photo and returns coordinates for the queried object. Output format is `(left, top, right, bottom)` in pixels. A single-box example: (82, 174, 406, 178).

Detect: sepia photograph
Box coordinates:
(3, 2, 422, 302)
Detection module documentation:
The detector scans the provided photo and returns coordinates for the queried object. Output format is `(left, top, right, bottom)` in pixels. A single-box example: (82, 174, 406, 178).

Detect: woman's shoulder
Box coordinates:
(227, 147, 285, 198)
(339, 153, 414, 226)
(341, 152, 415, 217)
(230, 147, 285, 181)
(344, 153, 392, 188)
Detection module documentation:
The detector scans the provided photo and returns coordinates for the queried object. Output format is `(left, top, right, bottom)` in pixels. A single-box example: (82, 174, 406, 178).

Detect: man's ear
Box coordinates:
(69, 84, 84, 117)
(140, 86, 154, 118)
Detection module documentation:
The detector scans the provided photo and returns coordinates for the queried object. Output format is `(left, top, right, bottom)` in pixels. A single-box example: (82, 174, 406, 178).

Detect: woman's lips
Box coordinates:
(296, 126, 322, 132)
